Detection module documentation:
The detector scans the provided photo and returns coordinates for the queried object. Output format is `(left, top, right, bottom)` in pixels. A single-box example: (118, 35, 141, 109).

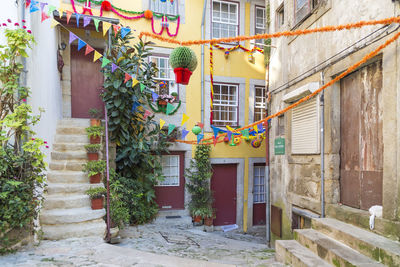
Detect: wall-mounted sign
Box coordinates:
(274, 137, 285, 155)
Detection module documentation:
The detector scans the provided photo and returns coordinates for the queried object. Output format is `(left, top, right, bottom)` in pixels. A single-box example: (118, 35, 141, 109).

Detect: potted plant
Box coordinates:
(86, 187, 107, 210)
(89, 108, 102, 126)
(82, 160, 106, 183)
(169, 47, 197, 85)
(84, 144, 101, 161)
(86, 125, 104, 144)
(171, 92, 178, 101)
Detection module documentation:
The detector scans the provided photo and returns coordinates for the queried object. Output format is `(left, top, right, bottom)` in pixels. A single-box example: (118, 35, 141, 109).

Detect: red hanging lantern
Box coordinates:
(101, 1, 112, 11)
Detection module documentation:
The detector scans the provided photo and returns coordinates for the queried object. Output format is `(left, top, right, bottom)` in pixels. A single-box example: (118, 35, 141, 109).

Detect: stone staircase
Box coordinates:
(40, 119, 106, 240)
(276, 218, 400, 267)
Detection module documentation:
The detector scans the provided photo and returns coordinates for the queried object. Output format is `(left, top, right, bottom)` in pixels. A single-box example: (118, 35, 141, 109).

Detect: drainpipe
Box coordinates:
(201, 0, 207, 127)
(265, 64, 271, 247)
(320, 72, 325, 218)
(20, 0, 27, 102)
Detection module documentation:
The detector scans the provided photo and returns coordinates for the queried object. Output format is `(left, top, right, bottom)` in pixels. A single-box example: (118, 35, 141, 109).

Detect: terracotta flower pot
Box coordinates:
(157, 100, 168, 106)
(193, 215, 202, 223)
(90, 136, 101, 144)
(87, 152, 99, 161)
(90, 173, 101, 184)
(204, 217, 213, 226)
(91, 197, 104, 210)
(90, 119, 101, 126)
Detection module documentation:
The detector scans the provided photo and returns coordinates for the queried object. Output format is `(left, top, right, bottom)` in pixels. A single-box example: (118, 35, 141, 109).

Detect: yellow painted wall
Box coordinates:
(61, 0, 266, 231)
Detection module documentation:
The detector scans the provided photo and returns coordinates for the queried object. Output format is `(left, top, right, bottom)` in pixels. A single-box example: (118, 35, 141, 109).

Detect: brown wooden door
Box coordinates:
(71, 46, 104, 118)
(340, 60, 383, 210)
(211, 164, 237, 226)
(155, 152, 185, 210)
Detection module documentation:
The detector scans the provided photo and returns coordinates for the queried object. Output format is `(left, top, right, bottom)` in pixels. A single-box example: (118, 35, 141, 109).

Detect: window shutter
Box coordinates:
(291, 97, 319, 154)
(295, 0, 311, 25)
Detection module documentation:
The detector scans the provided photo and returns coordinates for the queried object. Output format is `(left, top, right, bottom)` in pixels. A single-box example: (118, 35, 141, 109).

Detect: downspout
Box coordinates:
(265, 64, 271, 247)
(20, 0, 27, 101)
(320, 72, 325, 218)
(201, 0, 207, 127)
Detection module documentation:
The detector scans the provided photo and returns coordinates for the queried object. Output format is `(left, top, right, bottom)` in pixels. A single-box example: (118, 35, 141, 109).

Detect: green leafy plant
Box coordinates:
(84, 144, 101, 153)
(85, 187, 106, 199)
(85, 126, 104, 138)
(108, 168, 130, 228)
(185, 145, 214, 219)
(89, 108, 101, 119)
(82, 160, 106, 177)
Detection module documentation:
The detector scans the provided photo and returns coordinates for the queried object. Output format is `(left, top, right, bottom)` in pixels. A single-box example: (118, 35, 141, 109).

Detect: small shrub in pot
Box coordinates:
(86, 187, 106, 210)
(82, 160, 106, 183)
(84, 144, 101, 161)
(89, 108, 102, 126)
(85, 126, 104, 144)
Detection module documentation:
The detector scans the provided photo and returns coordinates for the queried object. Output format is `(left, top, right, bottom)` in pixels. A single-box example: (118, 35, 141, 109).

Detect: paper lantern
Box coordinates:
(170, 47, 197, 85)
(144, 10, 153, 19)
(192, 125, 202, 135)
(159, 81, 167, 88)
(224, 136, 230, 143)
(101, 1, 112, 11)
(251, 137, 262, 148)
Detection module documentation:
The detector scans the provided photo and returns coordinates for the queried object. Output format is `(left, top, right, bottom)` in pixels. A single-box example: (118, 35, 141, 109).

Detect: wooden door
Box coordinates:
(71, 46, 104, 118)
(155, 152, 185, 210)
(253, 165, 266, 225)
(340, 60, 383, 210)
(211, 164, 237, 226)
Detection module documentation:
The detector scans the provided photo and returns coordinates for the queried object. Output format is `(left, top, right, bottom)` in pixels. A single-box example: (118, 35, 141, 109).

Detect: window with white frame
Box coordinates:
(254, 85, 266, 122)
(253, 165, 265, 203)
(149, 0, 178, 16)
(212, 83, 238, 126)
(158, 155, 180, 186)
(255, 6, 266, 48)
(149, 56, 178, 96)
(212, 0, 239, 39)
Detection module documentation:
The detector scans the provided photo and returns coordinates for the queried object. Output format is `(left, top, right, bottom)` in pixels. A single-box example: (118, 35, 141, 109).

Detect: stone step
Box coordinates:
(53, 143, 88, 152)
(43, 194, 91, 210)
(46, 183, 103, 195)
(54, 134, 89, 144)
(47, 171, 89, 184)
(41, 219, 106, 240)
(49, 160, 86, 171)
(312, 218, 400, 266)
(275, 240, 332, 267)
(56, 126, 87, 135)
(294, 229, 384, 267)
(40, 207, 106, 224)
(51, 151, 88, 160)
(58, 118, 91, 127)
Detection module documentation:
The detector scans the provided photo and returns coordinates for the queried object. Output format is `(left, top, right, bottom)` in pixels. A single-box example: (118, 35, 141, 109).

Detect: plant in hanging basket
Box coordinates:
(169, 47, 197, 85)
(86, 126, 104, 144)
(84, 144, 101, 161)
(82, 160, 106, 183)
(86, 187, 107, 210)
(89, 108, 102, 126)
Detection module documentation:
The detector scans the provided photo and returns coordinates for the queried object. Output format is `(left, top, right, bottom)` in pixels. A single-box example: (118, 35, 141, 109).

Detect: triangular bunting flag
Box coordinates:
(213, 136, 218, 147)
(111, 63, 118, 73)
(159, 119, 165, 129)
(40, 2, 47, 11)
(83, 16, 91, 27)
(168, 124, 176, 135)
(76, 13, 81, 27)
(143, 110, 152, 119)
(77, 39, 86, 51)
(113, 25, 120, 37)
(41, 11, 50, 22)
(166, 103, 174, 115)
(226, 125, 235, 132)
(197, 134, 204, 144)
(253, 125, 258, 133)
(30, 3, 39, 13)
(93, 51, 102, 62)
(152, 92, 159, 102)
(140, 83, 145, 92)
(124, 73, 132, 83)
(211, 125, 220, 138)
(69, 32, 78, 44)
(25, 0, 31, 8)
(198, 122, 204, 129)
(85, 45, 94, 55)
(181, 113, 189, 126)
(50, 19, 60, 28)
(66, 11, 72, 24)
(227, 131, 232, 141)
(257, 123, 263, 132)
(58, 8, 63, 18)
(120, 27, 131, 39)
(101, 57, 111, 68)
(131, 78, 139, 88)
(131, 101, 139, 112)
(93, 18, 100, 32)
(181, 129, 189, 140)
(103, 22, 111, 36)
(47, 5, 56, 16)
(241, 129, 249, 139)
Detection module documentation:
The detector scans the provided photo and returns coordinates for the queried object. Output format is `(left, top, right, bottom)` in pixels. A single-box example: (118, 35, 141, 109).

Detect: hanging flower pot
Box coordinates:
(170, 47, 197, 85)
(90, 173, 101, 183)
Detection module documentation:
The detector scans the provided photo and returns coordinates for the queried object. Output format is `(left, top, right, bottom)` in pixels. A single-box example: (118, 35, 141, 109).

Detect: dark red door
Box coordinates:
(253, 165, 266, 225)
(71, 46, 104, 118)
(211, 164, 237, 226)
(155, 152, 185, 210)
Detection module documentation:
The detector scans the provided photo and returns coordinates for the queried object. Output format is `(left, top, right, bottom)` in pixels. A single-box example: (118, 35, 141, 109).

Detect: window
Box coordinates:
(212, 83, 238, 126)
(212, 0, 239, 39)
(253, 165, 265, 203)
(149, 0, 178, 16)
(291, 97, 319, 154)
(255, 6, 266, 48)
(276, 3, 284, 29)
(276, 115, 285, 136)
(294, 0, 319, 25)
(158, 155, 180, 186)
(149, 56, 178, 96)
(254, 85, 266, 122)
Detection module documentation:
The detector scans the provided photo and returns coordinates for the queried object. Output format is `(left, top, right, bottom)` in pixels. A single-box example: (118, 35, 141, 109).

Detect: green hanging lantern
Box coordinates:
(192, 125, 202, 135)
(170, 47, 198, 85)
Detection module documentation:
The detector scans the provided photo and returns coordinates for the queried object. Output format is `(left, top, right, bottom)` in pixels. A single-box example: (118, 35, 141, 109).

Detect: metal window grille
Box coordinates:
(149, 0, 178, 16)
(255, 6, 266, 48)
(254, 85, 266, 122)
(253, 165, 266, 203)
(212, 0, 239, 38)
(149, 56, 178, 95)
(158, 155, 180, 186)
(212, 83, 238, 126)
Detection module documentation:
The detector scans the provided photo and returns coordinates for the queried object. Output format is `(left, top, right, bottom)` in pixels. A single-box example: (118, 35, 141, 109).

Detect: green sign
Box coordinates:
(274, 138, 285, 155)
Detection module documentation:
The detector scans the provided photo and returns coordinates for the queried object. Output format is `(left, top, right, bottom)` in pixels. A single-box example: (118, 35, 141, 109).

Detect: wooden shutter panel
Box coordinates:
(291, 97, 319, 154)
